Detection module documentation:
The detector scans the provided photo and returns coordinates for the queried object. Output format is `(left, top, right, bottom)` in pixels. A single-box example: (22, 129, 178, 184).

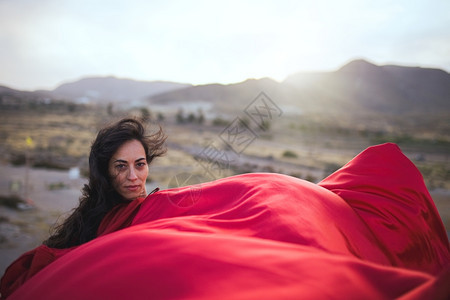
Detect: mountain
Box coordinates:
(147, 59, 450, 118)
(148, 77, 295, 114)
(48, 76, 191, 105)
(0, 85, 55, 106)
(287, 59, 450, 114)
(2, 59, 449, 122)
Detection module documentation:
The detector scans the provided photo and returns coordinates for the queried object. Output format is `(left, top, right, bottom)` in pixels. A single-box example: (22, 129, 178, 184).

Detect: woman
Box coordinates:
(44, 117, 167, 248)
(0, 117, 166, 298)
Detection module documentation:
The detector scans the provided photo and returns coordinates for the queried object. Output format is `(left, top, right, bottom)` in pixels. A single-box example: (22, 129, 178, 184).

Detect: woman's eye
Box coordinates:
(137, 162, 147, 168)
(116, 164, 127, 170)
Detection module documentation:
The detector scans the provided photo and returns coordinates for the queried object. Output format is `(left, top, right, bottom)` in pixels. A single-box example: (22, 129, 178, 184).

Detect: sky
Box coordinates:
(1, 0, 449, 91)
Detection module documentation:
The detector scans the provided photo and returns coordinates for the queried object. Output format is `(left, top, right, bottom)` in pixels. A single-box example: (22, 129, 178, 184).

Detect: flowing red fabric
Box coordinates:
(2, 143, 449, 299)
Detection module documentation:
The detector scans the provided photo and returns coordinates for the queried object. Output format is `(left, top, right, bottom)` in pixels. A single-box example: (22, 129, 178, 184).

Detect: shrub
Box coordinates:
(47, 182, 68, 190)
(282, 150, 298, 158)
(304, 174, 317, 183)
(0, 195, 26, 209)
(10, 153, 27, 166)
(212, 117, 229, 127)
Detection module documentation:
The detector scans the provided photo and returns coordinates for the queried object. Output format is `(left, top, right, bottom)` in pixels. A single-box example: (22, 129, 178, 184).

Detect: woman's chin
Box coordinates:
(123, 189, 147, 201)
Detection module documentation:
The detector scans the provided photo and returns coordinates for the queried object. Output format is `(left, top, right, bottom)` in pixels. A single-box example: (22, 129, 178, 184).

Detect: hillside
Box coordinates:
(2, 59, 449, 130)
(148, 77, 294, 114)
(147, 59, 450, 119)
(48, 76, 191, 105)
(0, 85, 55, 105)
(298, 59, 450, 114)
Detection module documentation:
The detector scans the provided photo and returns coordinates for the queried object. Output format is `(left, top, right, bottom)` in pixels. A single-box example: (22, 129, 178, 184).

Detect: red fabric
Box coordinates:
(0, 197, 144, 299)
(0, 245, 73, 299)
(2, 143, 449, 299)
(318, 143, 449, 274)
(97, 197, 145, 236)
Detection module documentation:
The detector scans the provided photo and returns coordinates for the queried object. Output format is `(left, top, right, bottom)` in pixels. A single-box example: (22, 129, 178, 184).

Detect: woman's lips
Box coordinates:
(126, 185, 140, 191)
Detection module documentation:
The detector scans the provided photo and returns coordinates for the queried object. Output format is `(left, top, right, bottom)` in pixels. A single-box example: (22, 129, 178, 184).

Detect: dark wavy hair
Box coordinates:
(44, 118, 166, 248)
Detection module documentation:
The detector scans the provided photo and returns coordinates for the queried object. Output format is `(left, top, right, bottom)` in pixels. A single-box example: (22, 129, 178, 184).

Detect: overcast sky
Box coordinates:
(1, 0, 449, 91)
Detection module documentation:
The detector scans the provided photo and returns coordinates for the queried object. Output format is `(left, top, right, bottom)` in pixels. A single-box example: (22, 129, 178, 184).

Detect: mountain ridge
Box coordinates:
(47, 76, 191, 105)
(1, 59, 449, 118)
(147, 59, 450, 116)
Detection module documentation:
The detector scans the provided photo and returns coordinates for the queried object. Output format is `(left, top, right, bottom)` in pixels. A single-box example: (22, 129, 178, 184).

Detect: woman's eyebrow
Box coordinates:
(113, 158, 146, 164)
(113, 159, 127, 164)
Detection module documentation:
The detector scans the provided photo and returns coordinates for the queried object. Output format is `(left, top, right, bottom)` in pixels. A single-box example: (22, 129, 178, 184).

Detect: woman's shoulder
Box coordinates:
(97, 197, 146, 237)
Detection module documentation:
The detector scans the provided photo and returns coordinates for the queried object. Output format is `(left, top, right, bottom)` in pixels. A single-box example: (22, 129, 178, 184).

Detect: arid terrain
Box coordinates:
(1, 60, 450, 277)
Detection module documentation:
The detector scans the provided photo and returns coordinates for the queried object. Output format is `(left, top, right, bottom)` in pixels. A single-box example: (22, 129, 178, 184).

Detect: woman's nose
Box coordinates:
(128, 167, 138, 180)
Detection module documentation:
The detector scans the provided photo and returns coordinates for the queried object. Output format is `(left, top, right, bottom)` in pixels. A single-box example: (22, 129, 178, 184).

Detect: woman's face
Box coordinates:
(108, 139, 149, 200)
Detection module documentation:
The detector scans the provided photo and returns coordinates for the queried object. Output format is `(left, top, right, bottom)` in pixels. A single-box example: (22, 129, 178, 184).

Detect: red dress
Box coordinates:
(1, 143, 449, 299)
